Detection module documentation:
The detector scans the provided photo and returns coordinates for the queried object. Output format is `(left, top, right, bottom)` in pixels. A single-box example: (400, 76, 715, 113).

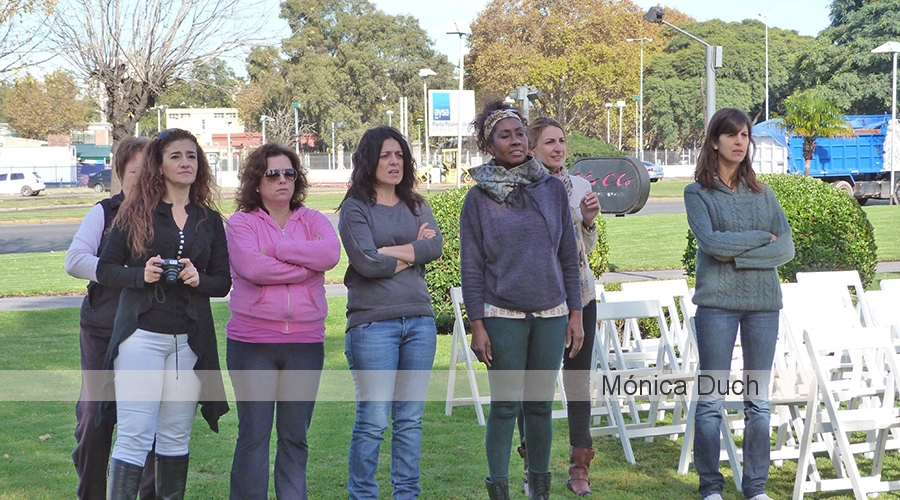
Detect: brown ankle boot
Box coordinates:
(566, 446, 595, 496)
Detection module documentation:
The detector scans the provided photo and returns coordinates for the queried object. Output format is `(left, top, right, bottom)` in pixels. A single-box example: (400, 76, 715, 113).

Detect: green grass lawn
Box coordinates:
(2, 302, 895, 499)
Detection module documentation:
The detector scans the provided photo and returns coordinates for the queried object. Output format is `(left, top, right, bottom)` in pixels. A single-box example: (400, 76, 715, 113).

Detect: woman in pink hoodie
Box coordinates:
(225, 143, 340, 499)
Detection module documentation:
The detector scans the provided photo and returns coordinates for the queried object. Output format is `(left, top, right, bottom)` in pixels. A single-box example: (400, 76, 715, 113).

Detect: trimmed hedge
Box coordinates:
(681, 174, 878, 287)
(426, 185, 610, 332)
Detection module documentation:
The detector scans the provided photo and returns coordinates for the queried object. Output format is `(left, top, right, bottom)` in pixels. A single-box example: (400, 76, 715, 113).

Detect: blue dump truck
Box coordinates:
(753, 115, 900, 204)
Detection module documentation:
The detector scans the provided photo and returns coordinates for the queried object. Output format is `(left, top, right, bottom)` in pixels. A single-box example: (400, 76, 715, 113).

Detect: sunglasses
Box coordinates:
(264, 168, 298, 180)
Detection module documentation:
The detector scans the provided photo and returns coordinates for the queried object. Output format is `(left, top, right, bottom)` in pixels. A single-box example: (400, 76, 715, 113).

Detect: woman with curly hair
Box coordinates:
(339, 126, 443, 499)
(225, 143, 340, 499)
(97, 128, 231, 500)
(460, 101, 583, 500)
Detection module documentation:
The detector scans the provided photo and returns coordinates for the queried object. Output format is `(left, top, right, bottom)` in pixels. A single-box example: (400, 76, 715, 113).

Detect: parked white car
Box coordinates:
(0, 171, 45, 196)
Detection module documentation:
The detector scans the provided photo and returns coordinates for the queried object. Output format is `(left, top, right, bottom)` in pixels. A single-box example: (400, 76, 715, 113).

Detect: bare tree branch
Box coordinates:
(47, 0, 269, 146)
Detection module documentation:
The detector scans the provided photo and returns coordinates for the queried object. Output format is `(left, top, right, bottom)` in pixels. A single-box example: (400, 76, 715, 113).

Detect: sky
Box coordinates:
(368, 0, 833, 61)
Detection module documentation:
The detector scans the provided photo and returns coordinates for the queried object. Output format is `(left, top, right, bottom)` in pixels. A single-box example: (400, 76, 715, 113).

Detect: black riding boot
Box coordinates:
(108, 458, 144, 500)
(155, 454, 190, 500)
(527, 471, 552, 500)
(485, 477, 511, 500)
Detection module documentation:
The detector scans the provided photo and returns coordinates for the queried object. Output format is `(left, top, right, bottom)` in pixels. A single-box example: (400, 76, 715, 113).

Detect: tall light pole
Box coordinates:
(645, 7, 721, 128)
(291, 102, 300, 155)
(226, 120, 232, 177)
(759, 13, 770, 121)
(419, 68, 436, 179)
(605, 103, 613, 143)
(448, 23, 468, 188)
(626, 37, 652, 160)
(616, 100, 626, 150)
(154, 104, 168, 132)
(872, 41, 900, 203)
(260, 115, 273, 145)
(386, 109, 394, 127)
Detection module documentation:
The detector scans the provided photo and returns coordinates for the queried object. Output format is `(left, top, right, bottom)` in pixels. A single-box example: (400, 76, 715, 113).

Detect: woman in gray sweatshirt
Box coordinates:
(460, 101, 583, 500)
(338, 126, 443, 500)
(684, 108, 794, 500)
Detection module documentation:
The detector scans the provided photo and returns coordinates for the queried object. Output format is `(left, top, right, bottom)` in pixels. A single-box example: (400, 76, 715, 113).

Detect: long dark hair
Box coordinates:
(342, 126, 424, 214)
(694, 108, 762, 193)
(235, 143, 308, 213)
(114, 128, 218, 257)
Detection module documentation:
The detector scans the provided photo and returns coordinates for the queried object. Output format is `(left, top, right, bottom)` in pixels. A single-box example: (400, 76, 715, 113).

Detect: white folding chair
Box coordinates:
(444, 287, 490, 425)
(796, 270, 873, 326)
(879, 278, 900, 293)
(590, 299, 696, 464)
(794, 325, 900, 500)
(864, 289, 900, 353)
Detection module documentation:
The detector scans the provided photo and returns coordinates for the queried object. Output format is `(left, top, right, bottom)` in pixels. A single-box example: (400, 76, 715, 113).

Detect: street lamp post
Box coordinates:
(626, 37, 652, 160)
(386, 109, 394, 127)
(154, 104, 168, 132)
(419, 68, 436, 189)
(226, 120, 232, 178)
(605, 103, 613, 144)
(759, 13, 770, 121)
(616, 100, 626, 150)
(447, 23, 468, 188)
(291, 102, 300, 156)
(645, 7, 721, 128)
(872, 41, 900, 203)
(260, 115, 273, 145)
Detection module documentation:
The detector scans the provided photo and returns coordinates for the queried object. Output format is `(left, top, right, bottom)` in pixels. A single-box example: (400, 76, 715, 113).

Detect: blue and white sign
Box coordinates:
(428, 90, 476, 137)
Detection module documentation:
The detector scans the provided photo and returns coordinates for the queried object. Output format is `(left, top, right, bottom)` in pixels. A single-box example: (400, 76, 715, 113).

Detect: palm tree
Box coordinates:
(781, 89, 853, 176)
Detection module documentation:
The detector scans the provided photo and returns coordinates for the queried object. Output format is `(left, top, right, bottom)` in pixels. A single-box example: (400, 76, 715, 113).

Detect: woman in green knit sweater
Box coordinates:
(683, 108, 794, 500)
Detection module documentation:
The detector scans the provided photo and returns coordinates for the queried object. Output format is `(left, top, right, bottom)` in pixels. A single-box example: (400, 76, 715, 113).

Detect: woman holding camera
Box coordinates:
(225, 143, 340, 499)
(460, 101, 583, 500)
(339, 126, 442, 499)
(97, 128, 231, 500)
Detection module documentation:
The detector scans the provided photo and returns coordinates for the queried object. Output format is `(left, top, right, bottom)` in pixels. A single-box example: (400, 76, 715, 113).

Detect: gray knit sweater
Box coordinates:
(684, 179, 794, 311)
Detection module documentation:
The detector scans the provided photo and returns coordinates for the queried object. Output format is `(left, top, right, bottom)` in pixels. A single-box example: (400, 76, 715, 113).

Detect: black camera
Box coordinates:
(156, 259, 185, 284)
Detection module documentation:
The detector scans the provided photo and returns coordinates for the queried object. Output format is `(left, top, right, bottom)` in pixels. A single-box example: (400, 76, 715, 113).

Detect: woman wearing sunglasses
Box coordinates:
(339, 126, 442, 499)
(97, 128, 231, 499)
(225, 143, 340, 499)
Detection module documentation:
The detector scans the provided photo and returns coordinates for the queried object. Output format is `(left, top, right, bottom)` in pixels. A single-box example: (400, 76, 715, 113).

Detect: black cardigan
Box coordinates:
(97, 201, 231, 431)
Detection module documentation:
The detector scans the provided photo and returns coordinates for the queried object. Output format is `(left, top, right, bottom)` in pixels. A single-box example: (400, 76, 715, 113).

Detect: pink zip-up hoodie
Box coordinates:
(225, 207, 340, 343)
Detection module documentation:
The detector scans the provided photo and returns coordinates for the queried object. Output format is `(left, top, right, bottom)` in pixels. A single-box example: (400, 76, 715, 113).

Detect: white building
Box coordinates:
(164, 107, 244, 147)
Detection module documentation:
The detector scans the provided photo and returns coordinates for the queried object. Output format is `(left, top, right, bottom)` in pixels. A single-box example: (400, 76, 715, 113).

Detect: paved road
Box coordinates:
(0, 202, 686, 255)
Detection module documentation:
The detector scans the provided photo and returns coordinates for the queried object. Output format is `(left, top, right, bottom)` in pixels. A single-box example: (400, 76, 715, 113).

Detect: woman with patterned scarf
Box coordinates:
(460, 101, 584, 500)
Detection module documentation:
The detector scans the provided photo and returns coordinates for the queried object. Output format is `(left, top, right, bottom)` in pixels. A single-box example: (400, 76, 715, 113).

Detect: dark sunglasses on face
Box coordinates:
(264, 168, 298, 180)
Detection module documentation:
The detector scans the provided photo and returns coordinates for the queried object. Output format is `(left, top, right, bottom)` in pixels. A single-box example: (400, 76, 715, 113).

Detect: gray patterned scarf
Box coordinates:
(468, 156, 548, 203)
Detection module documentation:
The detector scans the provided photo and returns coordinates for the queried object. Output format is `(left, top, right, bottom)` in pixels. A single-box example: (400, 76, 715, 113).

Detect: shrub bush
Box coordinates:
(565, 132, 625, 168)
(426, 185, 611, 332)
(681, 174, 878, 287)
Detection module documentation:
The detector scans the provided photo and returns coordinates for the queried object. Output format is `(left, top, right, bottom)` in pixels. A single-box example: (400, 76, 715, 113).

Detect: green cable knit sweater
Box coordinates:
(684, 179, 795, 311)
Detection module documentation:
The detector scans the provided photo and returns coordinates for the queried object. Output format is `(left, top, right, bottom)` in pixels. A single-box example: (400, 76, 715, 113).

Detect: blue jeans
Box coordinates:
(226, 339, 324, 500)
(345, 316, 437, 500)
(693, 306, 779, 499)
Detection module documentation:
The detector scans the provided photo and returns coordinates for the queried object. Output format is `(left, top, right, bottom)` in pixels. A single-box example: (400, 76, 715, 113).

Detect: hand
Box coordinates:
(714, 255, 734, 262)
(417, 222, 436, 240)
(177, 258, 201, 288)
(470, 320, 492, 367)
(580, 191, 600, 227)
(566, 312, 584, 358)
(770, 233, 778, 242)
(144, 255, 164, 284)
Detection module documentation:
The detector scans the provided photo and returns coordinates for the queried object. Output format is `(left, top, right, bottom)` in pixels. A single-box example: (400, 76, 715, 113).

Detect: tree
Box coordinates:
(792, 0, 900, 114)
(255, 0, 456, 152)
(3, 70, 91, 139)
(0, 0, 56, 75)
(780, 89, 853, 176)
(47, 0, 266, 148)
(645, 19, 814, 149)
(467, 0, 693, 142)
